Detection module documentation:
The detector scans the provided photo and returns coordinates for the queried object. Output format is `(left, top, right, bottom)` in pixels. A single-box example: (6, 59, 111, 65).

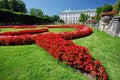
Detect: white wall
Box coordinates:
(60, 9, 96, 24)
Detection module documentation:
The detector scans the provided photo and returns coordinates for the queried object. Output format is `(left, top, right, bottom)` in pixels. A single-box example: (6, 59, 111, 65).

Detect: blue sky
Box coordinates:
(22, 0, 117, 16)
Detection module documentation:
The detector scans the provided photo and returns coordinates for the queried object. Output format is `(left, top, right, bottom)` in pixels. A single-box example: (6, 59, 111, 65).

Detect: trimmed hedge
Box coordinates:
(0, 9, 53, 25)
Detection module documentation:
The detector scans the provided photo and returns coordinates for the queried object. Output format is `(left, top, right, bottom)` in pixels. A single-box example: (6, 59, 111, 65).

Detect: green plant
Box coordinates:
(113, 0, 120, 13)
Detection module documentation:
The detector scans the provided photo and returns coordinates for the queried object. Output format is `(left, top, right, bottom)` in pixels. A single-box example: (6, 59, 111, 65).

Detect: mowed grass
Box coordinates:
(0, 28, 88, 80)
(0, 27, 120, 80)
(0, 45, 88, 80)
(73, 28, 120, 80)
(49, 28, 75, 33)
(0, 27, 75, 33)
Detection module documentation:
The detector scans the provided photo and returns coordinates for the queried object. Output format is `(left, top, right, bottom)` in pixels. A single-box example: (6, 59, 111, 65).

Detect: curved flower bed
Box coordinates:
(12, 25, 37, 28)
(0, 26, 12, 28)
(0, 34, 36, 46)
(46, 24, 92, 40)
(36, 33, 106, 80)
(60, 26, 92, 40)
(46, 24, 84, 29)
(0, 28, 48, 36)
(0, 25, 37, 28)
(0, 24, 107, 80)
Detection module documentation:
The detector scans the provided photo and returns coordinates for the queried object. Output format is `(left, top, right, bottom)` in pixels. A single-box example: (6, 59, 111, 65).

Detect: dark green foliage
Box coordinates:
(57, 19, 64, 23)
(51, 15, 60, 22)
(0, 0, 27, 13)
(102, 4, 113, 12)
(95, 7, 103, 21)
(0, 0, 10, 9)
(0, 9, 53, 25)
(95, 4, 113, 21)
(9, 0, 27, 13)
(96, 7, 103, 15)
(50, 15, 64, 24)
(79, 14, 89, 24)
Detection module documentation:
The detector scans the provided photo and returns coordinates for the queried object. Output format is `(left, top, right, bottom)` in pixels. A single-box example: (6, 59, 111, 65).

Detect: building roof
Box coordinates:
(61, 9, 96, 13)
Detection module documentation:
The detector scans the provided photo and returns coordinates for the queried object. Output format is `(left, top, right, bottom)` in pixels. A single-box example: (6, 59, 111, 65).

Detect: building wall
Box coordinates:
(59, 9, 96, 24)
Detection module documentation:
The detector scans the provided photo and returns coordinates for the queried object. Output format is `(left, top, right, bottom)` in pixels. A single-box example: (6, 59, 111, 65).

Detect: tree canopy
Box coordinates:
(0, 0, 10, 9)
(79, 14, 89, 24)
(113, 0, 120, 13)
(95, 3, 113, 21)
(51, 15, 60, 22)
(0, 0, 27, 13)
(50, 15, 64, 24)
(29, 8, 44, 17)
(102, 4, 113, 12)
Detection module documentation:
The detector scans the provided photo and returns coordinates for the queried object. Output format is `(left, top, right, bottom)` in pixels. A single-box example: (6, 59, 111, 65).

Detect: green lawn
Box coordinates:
(0, 27, 75, 33)
(73, 28, 120, 80)
(0, 27, 120, 80)
(49, 28, 75, 33)
(0, 45, 88, 80)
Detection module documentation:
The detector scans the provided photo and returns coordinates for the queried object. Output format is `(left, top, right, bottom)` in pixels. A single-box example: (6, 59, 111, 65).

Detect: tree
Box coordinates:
(113, 0, 120, 13)
(95, 7, 103, 21)
(29, 8, 43, 17)
(96, 7, 103, 15)
(43, 15, 49, 18)
(51, 15, 60, 22)
(79, 14, 89, 24)
(102, 4, 113, 12)
(36, 9, 43, 17)
(17, 0, 27, 13)
(57, 19, 64, 24)
(9, 0, 27, 13)
(0, 0, 10, 9)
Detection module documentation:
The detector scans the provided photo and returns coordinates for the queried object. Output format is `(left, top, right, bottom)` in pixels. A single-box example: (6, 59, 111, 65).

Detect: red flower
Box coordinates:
(99, 67, 105, 73)
(94, 60, 101, 66)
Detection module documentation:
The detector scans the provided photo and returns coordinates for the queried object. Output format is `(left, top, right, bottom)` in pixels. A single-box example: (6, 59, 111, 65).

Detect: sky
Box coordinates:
(22, 0, 117, 16)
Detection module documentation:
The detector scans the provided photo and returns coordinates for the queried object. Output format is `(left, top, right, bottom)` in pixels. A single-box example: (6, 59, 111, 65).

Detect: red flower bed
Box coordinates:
(12, 25, 37, 28)
(0, 25, 37, 28)
(46, 24, 84, 29)
(45, 24, 92, 40)
(60, 26, 92, 40)
(0, 34, 36, 46)
(36, 33, 106, 80)
(0, 26, 13, 28)
(0, 25, 107, 80)
(0, 28, 48, 36)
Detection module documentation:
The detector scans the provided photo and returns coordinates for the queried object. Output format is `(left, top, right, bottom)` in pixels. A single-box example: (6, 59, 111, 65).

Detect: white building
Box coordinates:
(59, 9, 96, 24)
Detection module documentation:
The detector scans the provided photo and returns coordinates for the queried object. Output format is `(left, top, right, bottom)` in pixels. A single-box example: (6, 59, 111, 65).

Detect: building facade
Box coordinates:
(59, 9, 96, 24)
